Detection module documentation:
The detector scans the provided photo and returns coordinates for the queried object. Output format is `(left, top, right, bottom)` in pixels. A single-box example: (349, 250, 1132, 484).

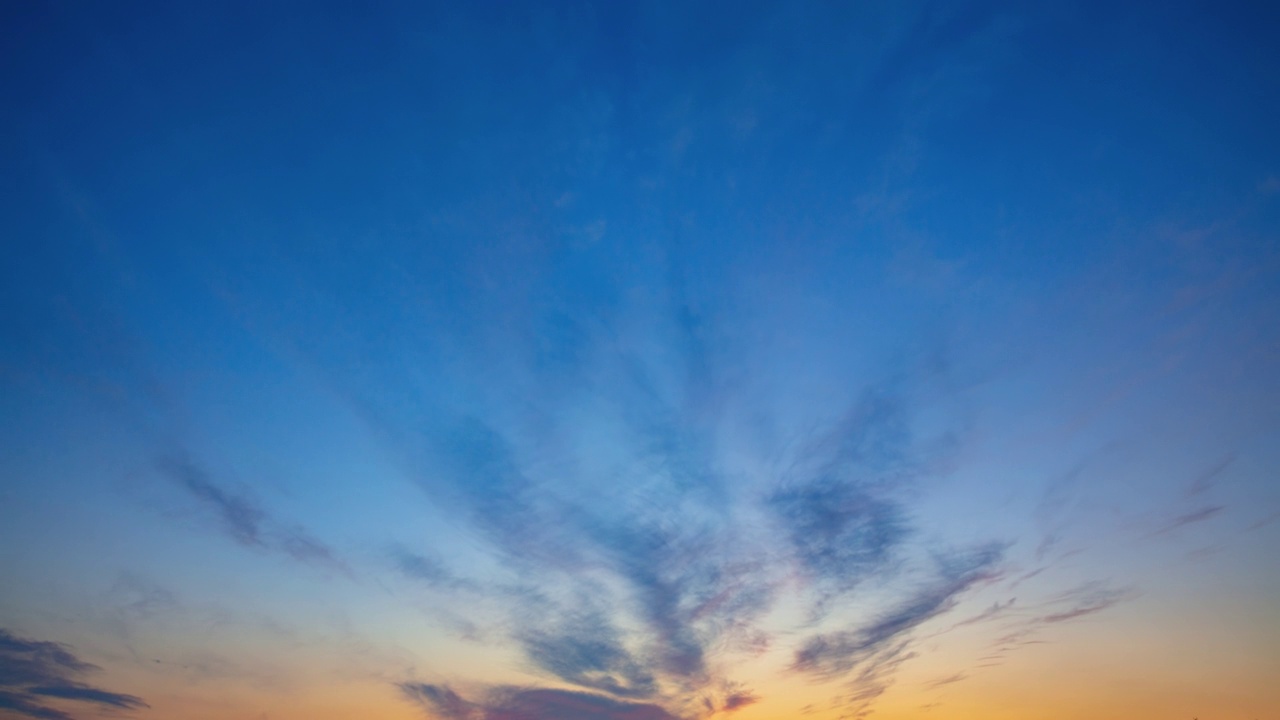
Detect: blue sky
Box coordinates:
(1, 2, 1278, 719)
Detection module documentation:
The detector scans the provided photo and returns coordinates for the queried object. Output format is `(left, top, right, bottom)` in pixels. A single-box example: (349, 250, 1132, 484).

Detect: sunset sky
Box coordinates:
(2, 2, 1279, 719)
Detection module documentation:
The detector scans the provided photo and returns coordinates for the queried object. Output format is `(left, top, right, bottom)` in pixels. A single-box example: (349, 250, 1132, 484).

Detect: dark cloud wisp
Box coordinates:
(793, 543, 1006, 679)
(0, 628, 147, 720)
(157, 454, 343, 570)
(517, 610, 658, 699)
(399, 683, 683, 720)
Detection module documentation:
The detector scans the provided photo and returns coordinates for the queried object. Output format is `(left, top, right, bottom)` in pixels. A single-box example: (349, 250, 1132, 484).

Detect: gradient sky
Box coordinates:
(2, 2, 1279, 720)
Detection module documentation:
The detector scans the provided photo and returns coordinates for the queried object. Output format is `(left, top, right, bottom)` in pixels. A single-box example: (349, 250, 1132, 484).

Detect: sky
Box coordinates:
(1, 2, 1278, 719)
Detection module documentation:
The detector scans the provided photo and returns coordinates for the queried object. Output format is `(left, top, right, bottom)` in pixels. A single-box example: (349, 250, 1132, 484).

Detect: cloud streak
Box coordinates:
(1149, 506, 1225, 537)
(159, 454, 264, 546)
(391, 547, 479, 593)
(400, 684, 683, 720)
(792, 543, 1006, 680)
(924, 672, 967, 689)
(1187, 456, 1234, 496)
(0, 628, 147, 720)
(948, 598, 1016, 630)
(157, 454, 344, 571)
(982, 582, 1139, 664)
(1039, 586, 1134, 624)
(517, 609, 658, 699)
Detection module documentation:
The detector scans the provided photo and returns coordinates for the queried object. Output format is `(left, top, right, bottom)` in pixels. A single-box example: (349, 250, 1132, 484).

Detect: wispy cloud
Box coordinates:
(426, 419, 568, 567)
(948, 598, 1016, 630)
(769, 479, 907, 599)
(0, 628, 147, 720)
(1149, 506, 1225, 537)
(720, 687, 759, 712)
(842, 643, 918, 720)
(391, 547, 478, 593)
(793, 542, 1005, 679)
(156, 454, 344, 571)
(1008, 566, 1046, 590)
(1186, 455, 1235, 496)
(1039, 585, 1135, 624)
(924, 672, 967, 689)
(159, 454, 264, 546)
(982, 582, 1138, 664)
(517, 608, 657, 699)
(769, 387, 962, 619)
(399, 683, 683, 720)
(400, 683, 473, 720)
(1248, 509, 1280, 531)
